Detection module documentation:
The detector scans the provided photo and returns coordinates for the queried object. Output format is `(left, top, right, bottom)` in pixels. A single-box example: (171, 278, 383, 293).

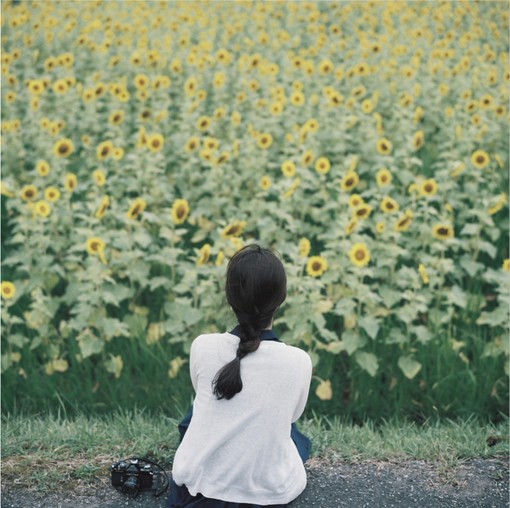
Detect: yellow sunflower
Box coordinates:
(315, 157, 331, 174)
(376, 221, 386, 233)
(380, 196, 400, 213)
(28, 79, 45, 95)
(349, 243, 370, 267)
(395, 212, 413, 232)
(147, 133, 164, 152)
(94, 83, 107, 98)
(213, 71, 226, 88)
(290, 90, 305, 106)
(419, 178, 438, 197)
(466, 100, 478, 113)
(95, 195, 110, 219)
(1, 181, 14, 198)
(171, 198, 191, 225)
(347, 155, 359, 173)
(1, 281, 16, 299)
(471, 114, 482, 127)
(301, 150, 315, 166)
(197, 244, 211, 266)
(260, 176, 272, 190)
(257, 133, 273, 149)
(494, 105, 506, 117)
(184, 77, 197, 97)
(92, 170, 106, 187)
(270, 102, 284, 116)
(231, 111, 242, 126)
(214, 152, 230, 166)
(376, 137, 392, 155)
(185, 136, 200, 153)
(419, 264, 429, 284)
(134, 73, 150, 89)
(341, 172, 359, 192)
(345, 218, 358, 236)
(329, 91, 344, 107)
(221, 220, 247, 238)
(53, 138, 74, 157)
(127, 198, 147, 220)
(348, 194, 364, 208)
(281, 160, 296, 177)
(86, 237, 107, 264)
(413, 130, 425, 150)
(471, 150, 490, 169)
(216, 250, 225, 267)
(361, 99, 373, 114)
(200, 148, 213, 162)
(36, 160, 50, 177)
(432, 224, 454, 240)
(318, 59, 334, 74)
(197, 116, 212, 131)
(353, 203, 373, 220)
(304, 119, 319, 132)
(351, 85, 367, 98)
(53, 79, 68, 94)
(376, 168, 392, 186)
(299, 238, 311, 258)
(231, 237, 244, 251)
(480, 94, 494, 110)
(65, 173, 78, 193)
(97, 140, 114, 160)
(112, 147, 124, 160)
(35, 200, 51, 217)
(109, 110, 125, 125)
(306, 256, 328, 277)
(214, 107, 226, 120)
(45, 187, 60, 202)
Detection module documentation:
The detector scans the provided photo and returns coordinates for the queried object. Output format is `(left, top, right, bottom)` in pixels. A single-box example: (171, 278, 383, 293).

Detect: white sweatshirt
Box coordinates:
(171, 331, 312, 505)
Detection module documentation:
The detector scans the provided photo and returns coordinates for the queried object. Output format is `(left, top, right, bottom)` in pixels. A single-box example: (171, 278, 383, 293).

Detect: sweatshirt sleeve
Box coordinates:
(291, 352, 313, 423)
(189, 335, 201, 393)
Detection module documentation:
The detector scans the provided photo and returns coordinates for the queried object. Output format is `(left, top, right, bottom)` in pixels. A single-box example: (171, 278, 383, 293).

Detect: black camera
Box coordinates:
(111, 457, 168, 498)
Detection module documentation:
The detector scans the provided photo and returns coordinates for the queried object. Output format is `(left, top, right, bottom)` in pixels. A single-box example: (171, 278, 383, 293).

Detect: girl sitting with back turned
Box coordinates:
(168, 244, 313, 508)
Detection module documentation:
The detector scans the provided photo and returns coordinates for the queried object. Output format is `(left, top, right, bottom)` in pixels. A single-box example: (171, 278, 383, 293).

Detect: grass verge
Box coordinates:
(1, 410, 508, 494)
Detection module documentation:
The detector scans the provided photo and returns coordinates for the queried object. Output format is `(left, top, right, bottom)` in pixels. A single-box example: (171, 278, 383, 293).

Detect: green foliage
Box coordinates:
(1, 1, 508, 421)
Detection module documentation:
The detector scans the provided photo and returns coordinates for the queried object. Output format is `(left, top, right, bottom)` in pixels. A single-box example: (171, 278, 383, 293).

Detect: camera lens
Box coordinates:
(122, 476, 139, 498)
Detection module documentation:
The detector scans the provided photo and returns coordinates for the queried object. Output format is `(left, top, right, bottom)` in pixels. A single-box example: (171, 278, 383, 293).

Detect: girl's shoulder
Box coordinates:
(263, 340, 312, 367)
(191, 331, 235, 351)
(281, 342, 312, 365)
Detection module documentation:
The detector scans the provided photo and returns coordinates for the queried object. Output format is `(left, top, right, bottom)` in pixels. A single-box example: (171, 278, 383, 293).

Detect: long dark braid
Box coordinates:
(212, 245, 287, 400)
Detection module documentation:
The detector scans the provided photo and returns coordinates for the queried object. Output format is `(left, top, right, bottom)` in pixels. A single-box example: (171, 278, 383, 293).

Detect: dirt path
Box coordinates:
(1, 458, 508, 508)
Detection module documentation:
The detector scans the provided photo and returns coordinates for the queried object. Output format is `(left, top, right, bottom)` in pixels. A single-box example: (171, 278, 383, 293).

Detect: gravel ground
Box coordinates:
(1, 458, 508, 508)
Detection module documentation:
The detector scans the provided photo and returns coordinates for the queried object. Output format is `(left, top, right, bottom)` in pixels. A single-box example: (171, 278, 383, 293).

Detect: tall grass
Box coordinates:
(2, 320, 507, 422)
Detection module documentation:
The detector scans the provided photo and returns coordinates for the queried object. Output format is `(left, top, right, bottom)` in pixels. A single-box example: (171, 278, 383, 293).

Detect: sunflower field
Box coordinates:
(1, 1, 509, 422)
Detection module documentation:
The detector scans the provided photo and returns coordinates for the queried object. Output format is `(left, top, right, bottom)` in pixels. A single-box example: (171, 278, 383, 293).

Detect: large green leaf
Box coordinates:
(78, 330, 104, 358)
(355, 351, 378, 377)
(398, 356, 422, 379)
(342, 330, 365, 355)
(359, 315, 380, 340)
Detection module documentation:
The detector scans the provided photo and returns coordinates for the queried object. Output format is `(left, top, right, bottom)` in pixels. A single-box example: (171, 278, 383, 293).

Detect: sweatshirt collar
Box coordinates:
(229, 325, 280, 342)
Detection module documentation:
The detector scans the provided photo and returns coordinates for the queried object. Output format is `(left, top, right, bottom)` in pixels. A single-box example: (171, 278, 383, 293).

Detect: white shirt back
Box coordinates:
(171, 331, 313, 505)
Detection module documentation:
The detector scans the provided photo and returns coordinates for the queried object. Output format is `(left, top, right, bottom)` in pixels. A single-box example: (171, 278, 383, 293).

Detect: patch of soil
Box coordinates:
(1, 457, 508, 508)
